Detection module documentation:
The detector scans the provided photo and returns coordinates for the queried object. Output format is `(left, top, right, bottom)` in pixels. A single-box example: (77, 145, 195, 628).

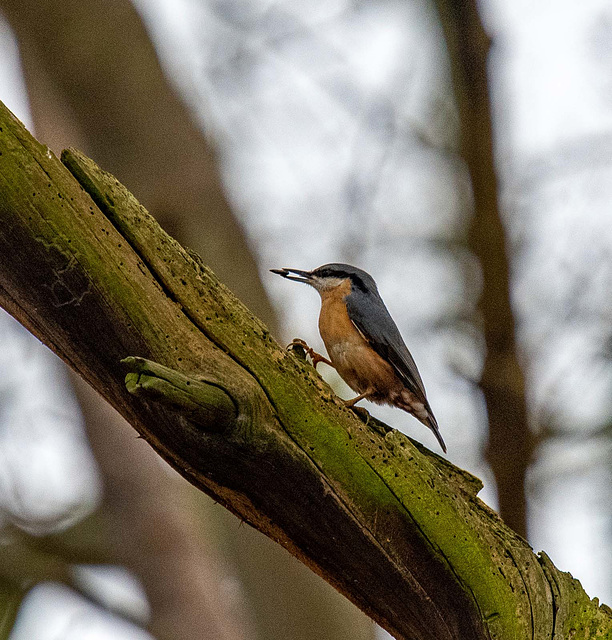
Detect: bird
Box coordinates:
(271, 263, 446, 453)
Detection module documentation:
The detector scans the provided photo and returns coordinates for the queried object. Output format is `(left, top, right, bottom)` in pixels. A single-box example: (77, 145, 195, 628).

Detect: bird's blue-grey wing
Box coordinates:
(346, 289, 447, 452)
(345, 289, 428, 402)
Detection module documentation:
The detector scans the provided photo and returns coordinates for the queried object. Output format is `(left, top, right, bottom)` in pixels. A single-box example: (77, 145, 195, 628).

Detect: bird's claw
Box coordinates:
(287, 338, 333, 368)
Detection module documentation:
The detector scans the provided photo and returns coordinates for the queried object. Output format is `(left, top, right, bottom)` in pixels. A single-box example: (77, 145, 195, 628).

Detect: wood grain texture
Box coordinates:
(0, 101, 609, 640)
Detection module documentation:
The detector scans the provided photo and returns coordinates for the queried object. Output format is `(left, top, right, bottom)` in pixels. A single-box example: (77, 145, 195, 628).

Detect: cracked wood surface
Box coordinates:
(0, 101, 610, 639)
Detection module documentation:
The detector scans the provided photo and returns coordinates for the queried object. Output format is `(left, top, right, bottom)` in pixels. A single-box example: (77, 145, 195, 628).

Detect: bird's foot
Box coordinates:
(343, 390, 372, 408)
(287, 338, 333, 368)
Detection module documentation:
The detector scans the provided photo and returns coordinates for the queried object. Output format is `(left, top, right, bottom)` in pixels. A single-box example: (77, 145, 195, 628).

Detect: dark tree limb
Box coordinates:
(0, 102, 610, 640)
(432, 0, 533, 537)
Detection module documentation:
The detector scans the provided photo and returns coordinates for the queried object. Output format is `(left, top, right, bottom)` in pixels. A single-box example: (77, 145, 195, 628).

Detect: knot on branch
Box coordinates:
(122, 356, 237, 433)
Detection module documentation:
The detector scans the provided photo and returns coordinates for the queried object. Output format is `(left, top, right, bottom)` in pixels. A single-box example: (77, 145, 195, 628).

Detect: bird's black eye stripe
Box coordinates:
(314, 268, 349, 279)
(313, 268, 368, 292)
(350, 276, 368, 292)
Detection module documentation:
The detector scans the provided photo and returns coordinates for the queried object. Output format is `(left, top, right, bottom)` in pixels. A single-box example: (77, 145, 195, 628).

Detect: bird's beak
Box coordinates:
(270, 268, 313, 284)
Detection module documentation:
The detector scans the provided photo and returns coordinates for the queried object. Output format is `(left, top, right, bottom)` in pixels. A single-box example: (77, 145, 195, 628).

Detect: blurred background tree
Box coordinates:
(0, 0, 609, 638)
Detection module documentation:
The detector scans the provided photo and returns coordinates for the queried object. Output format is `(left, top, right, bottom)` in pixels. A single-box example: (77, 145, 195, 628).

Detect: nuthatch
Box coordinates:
(272, 263, 446, 453)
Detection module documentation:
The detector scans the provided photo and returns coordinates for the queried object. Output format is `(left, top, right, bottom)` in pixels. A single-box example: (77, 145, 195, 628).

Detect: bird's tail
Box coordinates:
(424, 411, 447, 454)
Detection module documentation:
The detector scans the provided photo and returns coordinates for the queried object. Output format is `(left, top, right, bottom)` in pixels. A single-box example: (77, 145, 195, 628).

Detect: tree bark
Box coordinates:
(432, 0, 532, 537)
(0, 102, 610, 640)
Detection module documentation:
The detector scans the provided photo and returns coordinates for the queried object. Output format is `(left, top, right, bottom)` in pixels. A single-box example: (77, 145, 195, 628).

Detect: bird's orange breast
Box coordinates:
(318, 280, 399, 396)
(318, 280, 358, 346)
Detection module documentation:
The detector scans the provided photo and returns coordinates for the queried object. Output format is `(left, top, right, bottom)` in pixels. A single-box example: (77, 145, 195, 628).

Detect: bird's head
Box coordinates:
(271, 263, 378, 295)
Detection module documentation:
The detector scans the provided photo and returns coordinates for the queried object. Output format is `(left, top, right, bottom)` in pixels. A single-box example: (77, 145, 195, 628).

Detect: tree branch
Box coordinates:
(0, 101, 609, 640)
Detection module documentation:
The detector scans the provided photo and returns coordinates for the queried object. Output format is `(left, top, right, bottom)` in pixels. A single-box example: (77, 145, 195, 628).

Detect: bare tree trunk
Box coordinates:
(0, 102, 609, 640)
(432, 0, 532, 537)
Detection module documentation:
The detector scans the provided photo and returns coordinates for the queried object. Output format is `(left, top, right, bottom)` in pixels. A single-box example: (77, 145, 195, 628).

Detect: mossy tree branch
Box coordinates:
(0, 102, 609, 640)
